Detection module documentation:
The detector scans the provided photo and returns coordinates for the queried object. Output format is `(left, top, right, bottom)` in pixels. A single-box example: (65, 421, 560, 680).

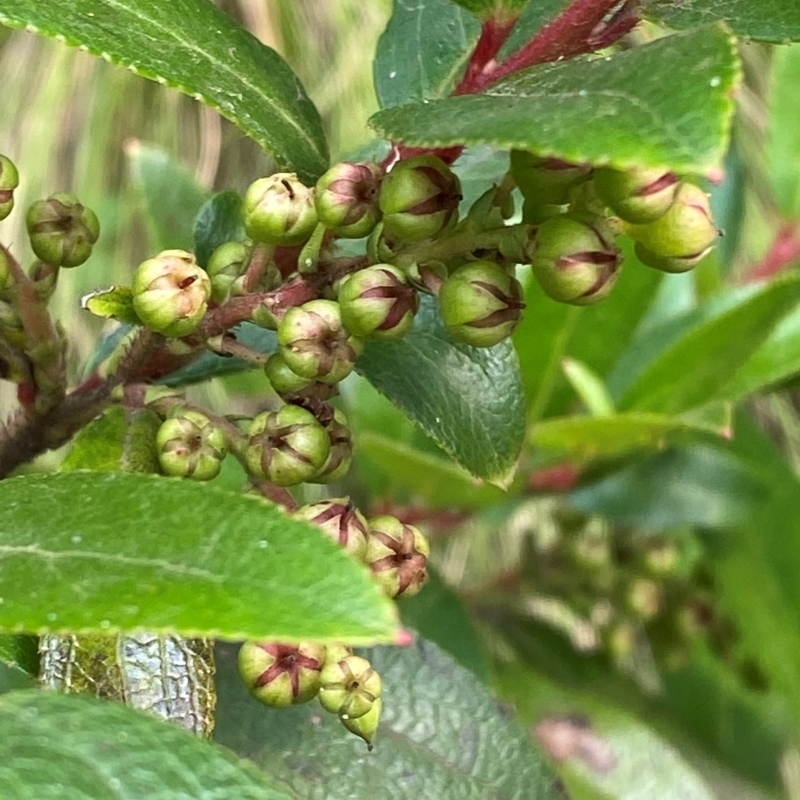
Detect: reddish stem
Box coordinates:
(454, 17, 517, 95)
(744, 223, 800, 283)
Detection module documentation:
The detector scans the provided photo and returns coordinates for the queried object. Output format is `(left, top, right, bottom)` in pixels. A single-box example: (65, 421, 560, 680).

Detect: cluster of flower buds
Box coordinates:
(237, 640, 383, 748)
(155, 408, 228, 481)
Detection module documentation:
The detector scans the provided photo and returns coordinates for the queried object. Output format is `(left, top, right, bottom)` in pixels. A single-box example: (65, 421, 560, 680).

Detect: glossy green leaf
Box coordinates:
(371, 26, 739, 174)
(373, 0, 480, 109)
(356, 297, 526, 486)
(643, 0, 800, 42)
(0, 0, 328, 183)
(126, 141, 210, 252)
(0, 691, 292, 799)
(193, 190, 245, 269)
(568, 444, 765, 529)
(561, 358, 615, 417)
(517, 243, 662, 421)
(498, 1, 571, 60)
(0, 472, 397, 644)
(82, 286, 141, 326)
(616, 273, 800, 414)
(0, 662, 34, 694)
(768, 44, 800, 218)
(214, 639, 561, 799)
(495, 664, 715, 800)
(530, 412, 726, 465)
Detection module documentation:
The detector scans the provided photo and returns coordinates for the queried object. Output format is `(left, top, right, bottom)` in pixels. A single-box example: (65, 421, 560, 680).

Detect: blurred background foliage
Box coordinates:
(5, 2, 800, 798)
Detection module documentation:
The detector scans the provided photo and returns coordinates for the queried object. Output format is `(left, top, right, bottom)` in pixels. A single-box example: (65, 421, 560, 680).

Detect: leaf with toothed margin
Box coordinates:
(371, 26, 740, 175)
(355, 296, 526, 487)
(0, 472, 397, 645)
(0, 0, 328, 184)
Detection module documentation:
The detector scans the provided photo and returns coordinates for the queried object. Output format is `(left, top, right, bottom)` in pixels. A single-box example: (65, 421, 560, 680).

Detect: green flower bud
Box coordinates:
(278, 299, 363, 384)
(0, 247, 10, 295)
(0, 155, 19, 221)
(624, 182, 719, 259)
(510, 151, 591, 220)
(294, 497, 369, 560)
(338, 264, 418, 339)
(310, 407, 352, 484)
(243, 173, 317, 246)
(264, 352, 315, 397)
(156, 410, 227, 481)
(594, 166, 679, 224)
(29, 261, 59, 303)
(438, 261, 524, 347)
(342, 696, 382, 750)
(366, 515, 429, 599)
(246, 404, 330, 486)
(642, 540, 678, 576)
(323, 643, 354, 666)
(315, 161, 382, 239)
(207, 241, 249, 302)
(634, 241, 709, 274)
(530, 214, 622, 306)
(319, 655, 382, 720)
(238, 640, 325, 707)
(379, 155, 461, 243)
(626, 578, 661, 621)
(132, 249, 211, 337)
(25, 192, 100, 268)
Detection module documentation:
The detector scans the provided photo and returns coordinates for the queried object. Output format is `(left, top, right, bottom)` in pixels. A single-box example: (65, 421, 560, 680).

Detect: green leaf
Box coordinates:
(643, 0, 800, 42)
(0, 691, 292, 799)
(0, 472, 397, 644)
(370, 26, 740, 174)
(193, 191, 245, 269)
(82, 286, 141, 326)
(568, 444, 765, 529)
(0, 661, 34, 694)
(214, 639, 562, 799)
(616, 273, 800, 414)
(399, 568, 490, 682)
(449, 0, 530, 19)
(0, 0, 328, 183)
(373, 0, 480, 109)
(561, 358, 615, 417)
(768, 44, 800, 218)
(498, 1, 570, 60)
(356, 296, 526, 486)
(0, 634, 38, 676)
(530, 412, 726, 465)
(495, 664, 716, 800)
(126, 141, 210, 252)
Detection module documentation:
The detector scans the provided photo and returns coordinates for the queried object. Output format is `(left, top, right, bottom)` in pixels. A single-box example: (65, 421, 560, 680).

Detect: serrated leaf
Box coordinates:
(355, 296, 526, 486)
(214, 638, 562, 799)
(371, 26, 739, 174)
(0, 0, 328, 183)
(373, 0, 480, 109)
(616, 273, 800, 414)
(126, 141, 210, 252)
(768, 44, 800, 218)
(193, 190, 245, 269)
(495, 664, 716, 800)
(530, 412, 726, 465)
(0, 691, 292, 799)
(82, 286, 141, 326)
(643, 0, 800, 42)
(0, 472, 397, 644)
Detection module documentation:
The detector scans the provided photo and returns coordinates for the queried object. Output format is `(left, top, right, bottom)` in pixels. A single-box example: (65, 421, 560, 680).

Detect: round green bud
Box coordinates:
(207, 241, 249, 301)
(342, 696, 382, 750)
(623, 182, 719, 258)
(318, 655, 382, 720)
(634, 241, 710, 274)
(366, 515, 429, 599)
(626, 578, 662, 621)
(315, 161, 382, 239)
(264, 352, 315, 397)
(510, 150, 591, 219)
(0, 247, 10, 295)
(278, 299, 363, 384)
(530, 214, 622, 306)
(245, 404, 330, 486)
(0, 155, 19, 221)
(379, 155, 461, 243)
(594, 166, 679, 224)
(25, 192, 100, 268)
(242, 173, 317, 246)
(132, 249, 211, 337)
(294, 497, 369, 561)
(438, 261, 524, 347)
(238, 640, 326, 707)
(309, 407, 353, 484)
(338, 264, 418, 339)
(156, 410, 227, 481)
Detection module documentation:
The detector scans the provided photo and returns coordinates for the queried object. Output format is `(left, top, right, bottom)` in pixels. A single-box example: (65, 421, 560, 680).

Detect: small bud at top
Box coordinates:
(0, 155, 19, 221)
(156, 409, 228, 481)
(294, 496, 369, 560)
(315, 161, 383, 239)
(238, 640, 326, 707)
(243, 173, 318, 246)
(594, 166, 679, 224)
(366, 515, 430, 599)
(25, 192, 100, 268)
(379, 155, 461, 243)
(131, 249, 211, 337)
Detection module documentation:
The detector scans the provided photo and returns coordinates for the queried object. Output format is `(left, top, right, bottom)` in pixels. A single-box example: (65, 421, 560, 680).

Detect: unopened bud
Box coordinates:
(243, 173, 317, 246)
(594, 166, 679, 224)
(294, 497, 369, 560)
(0, 155, 19, 221)
(366, 515, 429, 599)
(207, 241, 249, 301)
(315, 161, 382, 239)
(26, 193, 100, 268)
(156, 409, 227, 481)
(318, 655, 382, 720)
(238, 640, 325, 707)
